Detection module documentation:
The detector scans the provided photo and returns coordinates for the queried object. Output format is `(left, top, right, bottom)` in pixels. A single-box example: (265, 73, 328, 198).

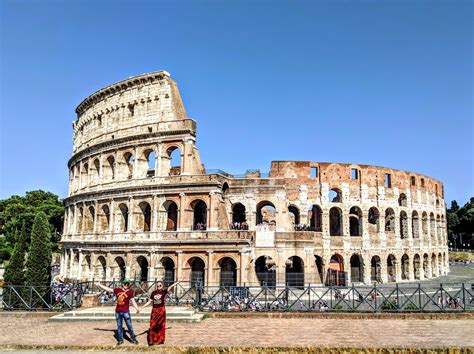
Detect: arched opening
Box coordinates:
(423, 253, 429, 278)
(349, 206, 362, 236)
(191, 199, 207, 230)
(438, 252, 442, 275)
(138, 202, 152, 231)
(436, 215, 441, 242)
(422, 212, 428, 236)
(430, 213, 435, 239)
(188, 257, 205, 287)
(161, 257, 175, 286)
(412, 211, 420, 238)
(123, 152, 134, 179)
(308, 205, 322, 231)
(106, 156, 115, 180)
(329, 188, 342, 202)
(136, 256, 149, 282)
(145, 149, 156, 177)
(255, 255, 276, 287)
(81, 255, 91, 281)
(400, 211, 408, 239)
(231, 203, 247, 229)
(385, 208, 395, 232)
(222, 183, 229, 194)
(113, 257, 126, 281)
(368, 207, 380, 234)
(413, 254, 421, 280)
(81, 163, 89, 188)
(387, 254, 396, 282)
(167, 146, 181, 176)
(329, 207, 343, 236)
(288, 205, 300, 229)
(163, 201, 178, 231)
(118, 203, 129, 232)
(95, 256, 107, 281)
(314, 255, 324, 284)
(350, 254, 363, 283)
(219, 257, 237, 287)
(85, 205, 95, 232)
(92, 159, 100, 185)
(371, 256, 382, 283)
(77, 207, 84, 233)
(256, 201, 276, 226)
(99, 205, 110, 232)
(401, 254, 409, 280)
(398, 193, 407, 207)
(285, 256, 304, 288)
(327, 254, 345, 286)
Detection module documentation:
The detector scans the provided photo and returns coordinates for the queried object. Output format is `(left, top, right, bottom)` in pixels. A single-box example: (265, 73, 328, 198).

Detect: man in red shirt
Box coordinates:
(97, 278, 140, 345)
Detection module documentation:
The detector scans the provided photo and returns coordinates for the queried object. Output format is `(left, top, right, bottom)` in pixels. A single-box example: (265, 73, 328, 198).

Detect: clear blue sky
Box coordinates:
(1, 0, 472, 205)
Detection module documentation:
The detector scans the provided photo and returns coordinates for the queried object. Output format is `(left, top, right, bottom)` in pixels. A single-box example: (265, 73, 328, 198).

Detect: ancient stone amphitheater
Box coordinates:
(61, 71, 449, 287)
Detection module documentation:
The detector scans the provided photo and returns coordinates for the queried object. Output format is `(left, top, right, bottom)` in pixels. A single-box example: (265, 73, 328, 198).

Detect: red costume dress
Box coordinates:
(147, 288, 168, 345)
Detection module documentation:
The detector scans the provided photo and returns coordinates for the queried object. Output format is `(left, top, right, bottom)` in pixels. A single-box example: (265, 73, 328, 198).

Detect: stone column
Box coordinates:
(207, 193, 213, 230)
(395, 259, 402, 282)
(77, 249, 83, 281)
(176, 251, 183, 283)
(128, 197, 134, 232)
(69, 249, 75, 279)
(178, 193, 186, 231)
(152, 195, 159, 231)
(133, 146, 139, 178)
(363, 256, 371, 284)
(109, 200, 115, 233)
(380, 257, 388, 283)
(206, 250, 214, 286)
(408, 255, 415, 281)
(93, 201, 98, 233)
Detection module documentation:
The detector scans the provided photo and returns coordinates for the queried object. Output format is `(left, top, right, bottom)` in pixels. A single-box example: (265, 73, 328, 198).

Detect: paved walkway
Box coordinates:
(0, 313, 472, 350)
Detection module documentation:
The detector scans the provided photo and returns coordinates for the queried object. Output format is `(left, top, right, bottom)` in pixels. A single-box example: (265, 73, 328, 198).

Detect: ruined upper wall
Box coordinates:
(269, 161, 444, 198)
(71, 71, 191, 154)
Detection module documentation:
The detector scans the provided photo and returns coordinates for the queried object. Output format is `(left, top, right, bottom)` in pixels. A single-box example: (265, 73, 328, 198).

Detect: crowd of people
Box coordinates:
(229, 222, 249, 230)
(193, 223, 207, 230)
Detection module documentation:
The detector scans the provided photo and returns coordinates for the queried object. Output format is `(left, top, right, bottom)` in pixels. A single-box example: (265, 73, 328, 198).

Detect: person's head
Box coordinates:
(156, 280, 164, 290)
(122, 278, 131, 289)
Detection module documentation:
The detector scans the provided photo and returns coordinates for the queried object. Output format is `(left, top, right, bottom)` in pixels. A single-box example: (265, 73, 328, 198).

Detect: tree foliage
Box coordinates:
(447, 197, 474, 248)
(3, 224, 27, 285)
(25, 212, 52, 286)
(0, 190, 64, 260)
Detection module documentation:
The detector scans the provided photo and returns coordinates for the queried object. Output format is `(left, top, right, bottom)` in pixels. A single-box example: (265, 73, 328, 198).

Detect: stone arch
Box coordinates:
(412, 211, 420, 238)
(327, 253, 345, 286)
(430, 213, 436, 239)
(401, 254, 409, 280)
(143, 148, 156, 177)
(423, 253, 429, 278)
(384, 208, 395, 232)
(81, 162, 89, 188)
(400, 211, 408, 239)
(232, 203, 246, 224)
(368, 207, 380, 234)
(431, 253, 437, 277)
(218, 257, 237, 286)
(308, 205, 323, 231)
(371, 256, 382, 283)
(222, 182, 229, 194)
(438, 252, 442, 274)
(117, 203, 129, 232)
(164, 146, 182, 176)
(188, 256, 205, 287)
(91, 158, 100, 185)
(122, 151, 134, 179)
(387, 254, 396, 282)
(81, 255, 91, 281)
(136, 256, 149, 282)
(329, 207, 343, 236)
(77, 206, 84, 233)
(99, 204, 110, 232)
(314, 255, 324, 284)
(255, 255, 276, 287)
(350, 254, 363, 283)
(104, 155, 115, 181)
(95, 256, 107, 281)
(163, 200, 178, 231)
(256, 201, 276, 226)
(161, 257, 175, 286)
(436, 214, 441, 241)
(137, 201, 152, 232)
(191, 199, 207, 230)
(329, 188, 342, 202)
(85, 205, 95, 232)
(349, 206, 362, 236)
(398, 193, 407, 207)
(285, 256, 304, 288)
(422, 212, 428, 236)
(288, 205, 300, 228)
(113, 256, 126, 281)
(413, 254, 421, 280)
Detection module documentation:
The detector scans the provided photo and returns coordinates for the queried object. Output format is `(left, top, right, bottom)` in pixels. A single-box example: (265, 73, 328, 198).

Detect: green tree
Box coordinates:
(0, 190, 64, 258)
(25, 212, 52, 286)
(3, 224, 27, 285)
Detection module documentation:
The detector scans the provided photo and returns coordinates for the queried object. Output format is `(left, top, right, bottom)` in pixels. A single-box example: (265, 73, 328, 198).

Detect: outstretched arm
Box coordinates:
(97, 282, 114, 293)
(131, 298, 140, 313)
(167, 280, 182, 292)
(140, 298, 153, 310)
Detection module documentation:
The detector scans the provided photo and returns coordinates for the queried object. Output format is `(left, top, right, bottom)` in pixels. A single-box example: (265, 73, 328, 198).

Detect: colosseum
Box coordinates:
(60, 70, 449, 287)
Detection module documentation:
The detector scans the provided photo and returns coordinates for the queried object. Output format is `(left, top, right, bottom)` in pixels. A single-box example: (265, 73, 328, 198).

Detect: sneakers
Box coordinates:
(116, 340, 124, 346)
(131, 340, 139, 345)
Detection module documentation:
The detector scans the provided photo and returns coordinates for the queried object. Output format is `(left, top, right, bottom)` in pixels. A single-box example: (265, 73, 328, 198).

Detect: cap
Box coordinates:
(122, 278, 131, 284)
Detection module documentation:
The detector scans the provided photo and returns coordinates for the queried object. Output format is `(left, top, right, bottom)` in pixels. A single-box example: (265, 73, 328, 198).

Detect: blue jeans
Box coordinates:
(115, 311, 136, 342)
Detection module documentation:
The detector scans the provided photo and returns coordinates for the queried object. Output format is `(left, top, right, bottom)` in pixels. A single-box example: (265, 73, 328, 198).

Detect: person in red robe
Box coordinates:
(140, 279, 181, 345)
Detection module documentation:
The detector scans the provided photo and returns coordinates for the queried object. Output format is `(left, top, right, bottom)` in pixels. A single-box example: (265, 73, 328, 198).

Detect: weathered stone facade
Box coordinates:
(60, 70, 449, 286)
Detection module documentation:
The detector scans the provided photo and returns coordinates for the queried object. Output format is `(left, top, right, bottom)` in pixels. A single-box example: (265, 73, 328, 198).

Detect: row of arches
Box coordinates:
(70, 146, 182, 191)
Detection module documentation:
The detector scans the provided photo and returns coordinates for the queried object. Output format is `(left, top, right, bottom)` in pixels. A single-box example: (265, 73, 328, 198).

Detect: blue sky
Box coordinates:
(0, 0, 472, 205)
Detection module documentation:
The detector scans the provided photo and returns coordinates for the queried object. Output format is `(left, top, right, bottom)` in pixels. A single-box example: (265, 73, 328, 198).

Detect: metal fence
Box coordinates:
(2, 281, 473, 312)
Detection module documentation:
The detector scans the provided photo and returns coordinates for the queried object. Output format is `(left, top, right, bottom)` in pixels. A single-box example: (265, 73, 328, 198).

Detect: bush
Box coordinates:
(381, 299, 398, 311)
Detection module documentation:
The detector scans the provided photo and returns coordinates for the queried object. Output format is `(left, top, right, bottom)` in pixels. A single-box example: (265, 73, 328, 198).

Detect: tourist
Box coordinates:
(140, 279, 181, 346)
(96, 278, 140, 346)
